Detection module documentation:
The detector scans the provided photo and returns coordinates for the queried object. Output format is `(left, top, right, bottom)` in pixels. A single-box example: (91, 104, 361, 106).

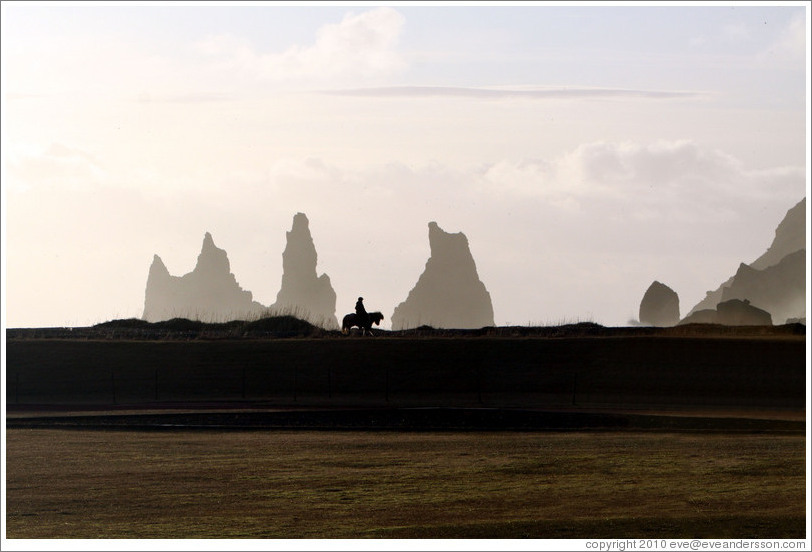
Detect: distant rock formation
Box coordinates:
(269, 213, 339, 329)
(718, 250, 805, 324)
(679, 309, 718, 325)
(749, 197, 806, 271)
(685, 197, 806, 324)
(679, 299, 773, 326)
(716, 299, 773, 326)
(639, 281, 680, 326)
(143, 232, 265, 322)
(391, 222, 494, 330)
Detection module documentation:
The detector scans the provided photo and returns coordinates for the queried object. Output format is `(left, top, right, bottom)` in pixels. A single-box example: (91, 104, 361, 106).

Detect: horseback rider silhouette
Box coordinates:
(341, 296, 384, 335)
(355, 297, 368, 326)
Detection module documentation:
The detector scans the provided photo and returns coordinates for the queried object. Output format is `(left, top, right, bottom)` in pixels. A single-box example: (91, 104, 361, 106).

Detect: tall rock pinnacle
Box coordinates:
(142, 232, 264, 322)
(391, 221, 494, 330)
(269, 213, 339, 329)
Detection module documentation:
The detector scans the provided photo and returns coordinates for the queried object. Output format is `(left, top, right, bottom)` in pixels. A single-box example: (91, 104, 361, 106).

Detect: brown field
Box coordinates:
(5, 321, 807, 539)
(5, 429, 805, 539)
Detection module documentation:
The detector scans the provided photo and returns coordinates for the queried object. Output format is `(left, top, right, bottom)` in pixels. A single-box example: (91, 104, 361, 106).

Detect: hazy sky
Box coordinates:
(2, 2, 808, 329)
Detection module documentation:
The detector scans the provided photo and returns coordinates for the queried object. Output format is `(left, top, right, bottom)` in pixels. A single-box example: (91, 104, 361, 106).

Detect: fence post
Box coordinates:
(571, 373, 578, 406)
(15, 373, 20, 404)
(385, 368, 390, 403)
(154, 368, 159, 401)
(328, 367, 332, 399)
(241, 367, 246, 400)
(111, 370, 117, 405)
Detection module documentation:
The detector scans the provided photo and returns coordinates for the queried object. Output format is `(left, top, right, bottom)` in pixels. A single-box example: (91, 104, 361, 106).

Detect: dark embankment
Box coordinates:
(6, 320, 806, 417)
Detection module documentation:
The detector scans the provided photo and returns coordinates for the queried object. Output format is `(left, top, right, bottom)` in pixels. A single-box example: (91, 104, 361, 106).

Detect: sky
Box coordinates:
(1, 1, 809, 329)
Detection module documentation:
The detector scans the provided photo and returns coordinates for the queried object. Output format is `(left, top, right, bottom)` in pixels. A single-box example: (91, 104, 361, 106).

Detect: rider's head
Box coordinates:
(358, 297, 363, 301)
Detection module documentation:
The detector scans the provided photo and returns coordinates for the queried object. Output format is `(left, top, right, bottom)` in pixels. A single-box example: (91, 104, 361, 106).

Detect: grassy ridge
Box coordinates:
(6, 318, 806, 340)
(6, 333, 805, 410)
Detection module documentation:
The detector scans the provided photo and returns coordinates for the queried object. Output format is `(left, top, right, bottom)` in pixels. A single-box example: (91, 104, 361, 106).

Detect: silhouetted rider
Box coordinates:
(355, 297, 368, 326)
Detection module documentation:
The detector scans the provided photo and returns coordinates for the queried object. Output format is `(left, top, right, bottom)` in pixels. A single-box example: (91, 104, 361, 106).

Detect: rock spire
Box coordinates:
(143, 232, 264, 322)
(391, 222, 494, 330)
(269, 213, 339, 329)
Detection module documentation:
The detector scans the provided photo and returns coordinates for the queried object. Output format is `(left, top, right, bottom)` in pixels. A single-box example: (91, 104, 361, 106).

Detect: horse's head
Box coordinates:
(371, 312, 384, 325)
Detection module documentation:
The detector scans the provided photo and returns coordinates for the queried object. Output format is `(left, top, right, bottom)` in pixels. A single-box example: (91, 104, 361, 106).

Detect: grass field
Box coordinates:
(5, 429, 805, 539)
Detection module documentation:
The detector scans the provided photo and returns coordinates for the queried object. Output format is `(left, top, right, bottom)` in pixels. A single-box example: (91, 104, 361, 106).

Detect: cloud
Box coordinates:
(325, 86, 704, 101)
(479, 140, 805, 221)
(478, 158, 571, 205)
(7, 143, 107, 192)
(240, 141, 805, 239)
(236, 142, 805, 273)
(196, 7, 406, 83)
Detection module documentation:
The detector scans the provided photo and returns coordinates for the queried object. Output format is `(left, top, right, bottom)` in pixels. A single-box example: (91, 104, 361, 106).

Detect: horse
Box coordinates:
(342, 311, 384, 335)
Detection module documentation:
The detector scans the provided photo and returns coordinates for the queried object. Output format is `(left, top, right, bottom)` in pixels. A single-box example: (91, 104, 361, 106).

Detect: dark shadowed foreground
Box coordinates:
(5, 320, 806, 539)
(5, 430, 804, 539)
(5, 321, 806, 410)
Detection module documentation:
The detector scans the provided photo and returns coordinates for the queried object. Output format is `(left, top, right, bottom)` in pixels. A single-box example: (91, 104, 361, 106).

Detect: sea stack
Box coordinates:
(269, 213, 339, 329)
(391, 221, 494, 330)
(639, 281, 680, 327)
(142, 232, 264, 322)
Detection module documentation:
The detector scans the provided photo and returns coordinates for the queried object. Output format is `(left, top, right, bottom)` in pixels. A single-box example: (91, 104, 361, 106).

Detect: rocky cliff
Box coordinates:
(391, 222, 494, 330)
(685, 197, 806, 324)
(718, 250, 805, 325)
